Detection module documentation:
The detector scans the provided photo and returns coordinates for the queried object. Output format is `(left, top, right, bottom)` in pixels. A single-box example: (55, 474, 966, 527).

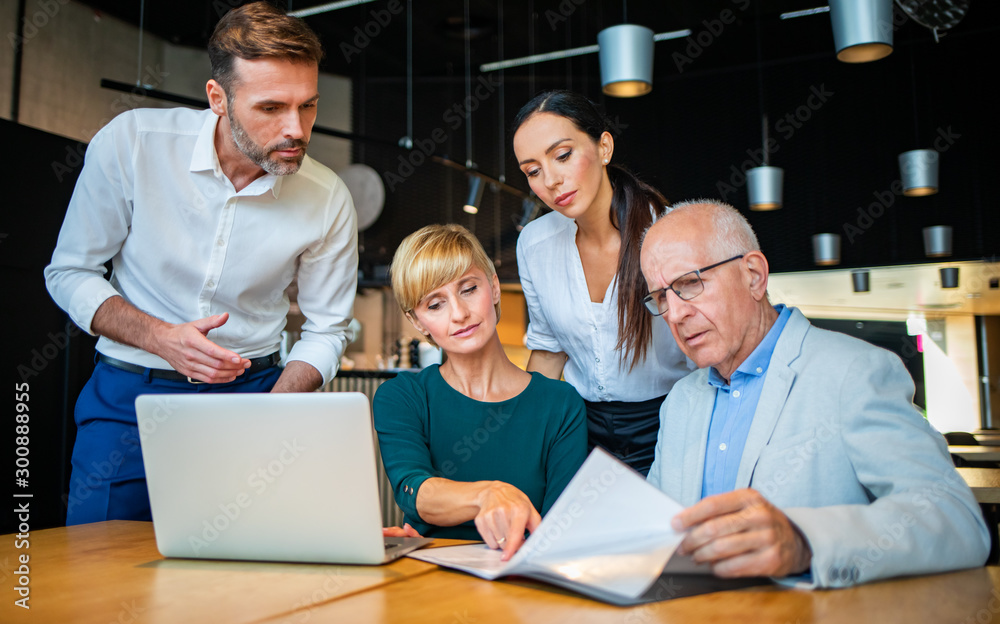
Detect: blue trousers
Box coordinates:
(65, 359, 281, 525)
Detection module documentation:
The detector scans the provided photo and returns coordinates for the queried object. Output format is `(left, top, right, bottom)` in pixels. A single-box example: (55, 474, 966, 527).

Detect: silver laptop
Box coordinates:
(135, 392, 431, 564)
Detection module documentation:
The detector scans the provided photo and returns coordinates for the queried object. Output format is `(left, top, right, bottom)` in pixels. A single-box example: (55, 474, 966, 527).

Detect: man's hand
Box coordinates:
(91, 296, 249, 383)
(154, 313, 250, 383)
(474, 482, 542, 561)
(671, 488, 812, 578)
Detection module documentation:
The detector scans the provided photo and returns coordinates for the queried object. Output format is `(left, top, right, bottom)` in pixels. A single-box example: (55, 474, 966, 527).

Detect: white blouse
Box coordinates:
(516, 211, 692, 403)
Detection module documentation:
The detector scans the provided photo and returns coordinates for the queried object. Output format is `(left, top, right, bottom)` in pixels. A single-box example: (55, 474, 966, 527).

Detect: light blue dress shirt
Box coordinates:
(701, 304, 793, 499)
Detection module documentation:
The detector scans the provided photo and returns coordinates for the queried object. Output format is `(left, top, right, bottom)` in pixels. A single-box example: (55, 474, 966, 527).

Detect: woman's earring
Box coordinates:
(603, 159, 609, 165)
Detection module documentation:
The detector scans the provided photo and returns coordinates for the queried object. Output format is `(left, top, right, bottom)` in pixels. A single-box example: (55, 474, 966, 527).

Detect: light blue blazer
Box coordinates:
(648, 307, 989, 587)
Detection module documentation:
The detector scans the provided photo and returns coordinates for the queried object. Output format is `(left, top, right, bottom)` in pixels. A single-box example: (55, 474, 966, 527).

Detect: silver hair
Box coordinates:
(645, 198, 760, 258)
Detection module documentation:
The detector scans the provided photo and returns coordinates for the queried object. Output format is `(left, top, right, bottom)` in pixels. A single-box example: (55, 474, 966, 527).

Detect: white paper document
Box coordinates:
(408, 448, 753, 605)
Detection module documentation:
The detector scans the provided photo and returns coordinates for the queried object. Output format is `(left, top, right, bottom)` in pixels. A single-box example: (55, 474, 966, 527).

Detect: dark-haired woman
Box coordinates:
(512, 90, 690, 476)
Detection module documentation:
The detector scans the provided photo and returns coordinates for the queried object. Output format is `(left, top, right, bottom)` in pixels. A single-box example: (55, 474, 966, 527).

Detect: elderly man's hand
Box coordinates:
(671, 488, 812, 578)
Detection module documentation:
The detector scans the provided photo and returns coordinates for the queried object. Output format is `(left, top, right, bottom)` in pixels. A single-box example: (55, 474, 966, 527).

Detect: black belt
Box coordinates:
(98, 352, 280, 383)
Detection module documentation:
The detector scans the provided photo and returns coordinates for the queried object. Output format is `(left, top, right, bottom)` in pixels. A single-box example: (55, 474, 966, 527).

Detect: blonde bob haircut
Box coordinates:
(390, 224, 501, 321)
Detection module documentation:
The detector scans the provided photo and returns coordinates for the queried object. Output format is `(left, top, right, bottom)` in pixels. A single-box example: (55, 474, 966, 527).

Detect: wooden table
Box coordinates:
(4, 521, 1000, 624)
(262, 565, 1000, 624)
(0, 521, 437, 623)
(949, 446, 1000, 462)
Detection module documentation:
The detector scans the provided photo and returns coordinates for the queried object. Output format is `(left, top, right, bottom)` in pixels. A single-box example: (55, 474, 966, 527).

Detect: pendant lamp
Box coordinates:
(898, 49, 940, 197)
(852, 270, 871, 293)
(463, 176, 484, 215)
(748, 167, 784, 211)
(747, 117, 783, 211)
(940, 267, 959, 289)
(812, 233, 842, 266)
(829, 0, 894, 63)
(899, 149, 939, 196)
(598, 24, 654, 97)
(922, 225, 952, 257)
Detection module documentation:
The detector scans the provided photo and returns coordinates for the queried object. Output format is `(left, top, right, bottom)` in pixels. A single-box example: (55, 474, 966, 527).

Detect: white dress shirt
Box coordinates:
(44, 107, 358, 384)
(516, 211, 691, 403)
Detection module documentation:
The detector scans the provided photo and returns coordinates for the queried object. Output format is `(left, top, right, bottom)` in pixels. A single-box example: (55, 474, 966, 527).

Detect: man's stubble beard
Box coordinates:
(227, 99, 307, 176)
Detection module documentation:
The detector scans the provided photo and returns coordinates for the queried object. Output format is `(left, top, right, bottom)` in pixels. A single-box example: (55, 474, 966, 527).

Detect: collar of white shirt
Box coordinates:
(188, 110, 283, 199)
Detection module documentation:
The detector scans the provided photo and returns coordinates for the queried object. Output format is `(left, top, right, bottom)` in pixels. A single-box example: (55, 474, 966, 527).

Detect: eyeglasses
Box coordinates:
(642, 255, 744, 315)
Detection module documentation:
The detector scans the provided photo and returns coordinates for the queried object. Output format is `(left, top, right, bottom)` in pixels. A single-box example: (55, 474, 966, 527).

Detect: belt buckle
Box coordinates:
(186, 376, 208, 385)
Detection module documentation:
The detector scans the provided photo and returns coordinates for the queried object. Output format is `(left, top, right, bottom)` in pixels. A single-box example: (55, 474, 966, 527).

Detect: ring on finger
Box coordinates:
(497, 536, 507, 546)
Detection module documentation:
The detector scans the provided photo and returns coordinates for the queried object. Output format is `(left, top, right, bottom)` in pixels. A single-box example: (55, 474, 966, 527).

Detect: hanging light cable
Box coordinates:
(899, 47, 939, 196)
(462, 0, 479, 216)
(748, 114, 783, 211)
(136, 0, 145, 87)
(463, 0, 473, 170)
(494, 0, 505, 265)
(747, 8, 783, 211)
(406, 0, 413, 149)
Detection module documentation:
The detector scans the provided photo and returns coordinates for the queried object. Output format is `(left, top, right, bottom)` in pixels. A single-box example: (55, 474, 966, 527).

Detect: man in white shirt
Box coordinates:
(44, 2, 358, 524)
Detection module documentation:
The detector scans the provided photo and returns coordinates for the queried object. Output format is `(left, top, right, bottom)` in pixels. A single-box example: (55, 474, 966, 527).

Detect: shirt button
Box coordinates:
(733, 390, 741, 398)
(595, 357, 600, 363)
(597, 385, 604, 391)
(756, 367, 763, 373)
(206, 280, 215, 288)
(217, 239, 225, 247)
(719, 443, 727, 451)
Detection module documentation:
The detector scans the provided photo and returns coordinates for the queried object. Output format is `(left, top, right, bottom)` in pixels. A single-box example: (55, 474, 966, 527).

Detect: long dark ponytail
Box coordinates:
(512, 90, 668, 369)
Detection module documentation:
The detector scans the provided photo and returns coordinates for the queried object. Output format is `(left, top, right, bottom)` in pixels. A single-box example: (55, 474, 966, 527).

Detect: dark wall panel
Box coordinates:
(1, 119, 96, 533)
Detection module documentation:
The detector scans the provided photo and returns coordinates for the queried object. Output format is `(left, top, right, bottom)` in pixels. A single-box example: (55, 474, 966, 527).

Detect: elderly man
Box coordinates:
(45, 2, 357, 524)
(640, 199, 988, 587)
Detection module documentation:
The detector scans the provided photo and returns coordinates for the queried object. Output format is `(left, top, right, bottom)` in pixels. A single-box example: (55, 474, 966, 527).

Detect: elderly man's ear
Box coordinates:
(744, 251, 770, 301)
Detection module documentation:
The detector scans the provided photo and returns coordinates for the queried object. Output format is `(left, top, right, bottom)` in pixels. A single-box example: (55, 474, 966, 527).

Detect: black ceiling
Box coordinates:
(72, 0, 927, 79)
(64, 1, 1000, 276)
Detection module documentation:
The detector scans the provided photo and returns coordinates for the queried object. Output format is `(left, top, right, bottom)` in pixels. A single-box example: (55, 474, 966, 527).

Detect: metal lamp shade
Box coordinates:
(923, 225, 952, 258)
(852, 270, 871, 293)
(829, 0, 894, 63)
(747, 166, 784, 211)
(463, 176, 484, 214)
(899, 149, 939, 196)
(812, 233, 841, 266)
(598, 24, 654, 98)
(940, 267, 959, 289)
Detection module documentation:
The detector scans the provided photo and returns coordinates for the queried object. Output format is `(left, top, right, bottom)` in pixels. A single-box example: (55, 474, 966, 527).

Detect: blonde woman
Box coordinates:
(373, 224, 586, 560)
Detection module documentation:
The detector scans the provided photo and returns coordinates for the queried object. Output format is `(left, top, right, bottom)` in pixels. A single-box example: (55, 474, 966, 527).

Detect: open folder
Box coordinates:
(407, 448, 768, 605)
